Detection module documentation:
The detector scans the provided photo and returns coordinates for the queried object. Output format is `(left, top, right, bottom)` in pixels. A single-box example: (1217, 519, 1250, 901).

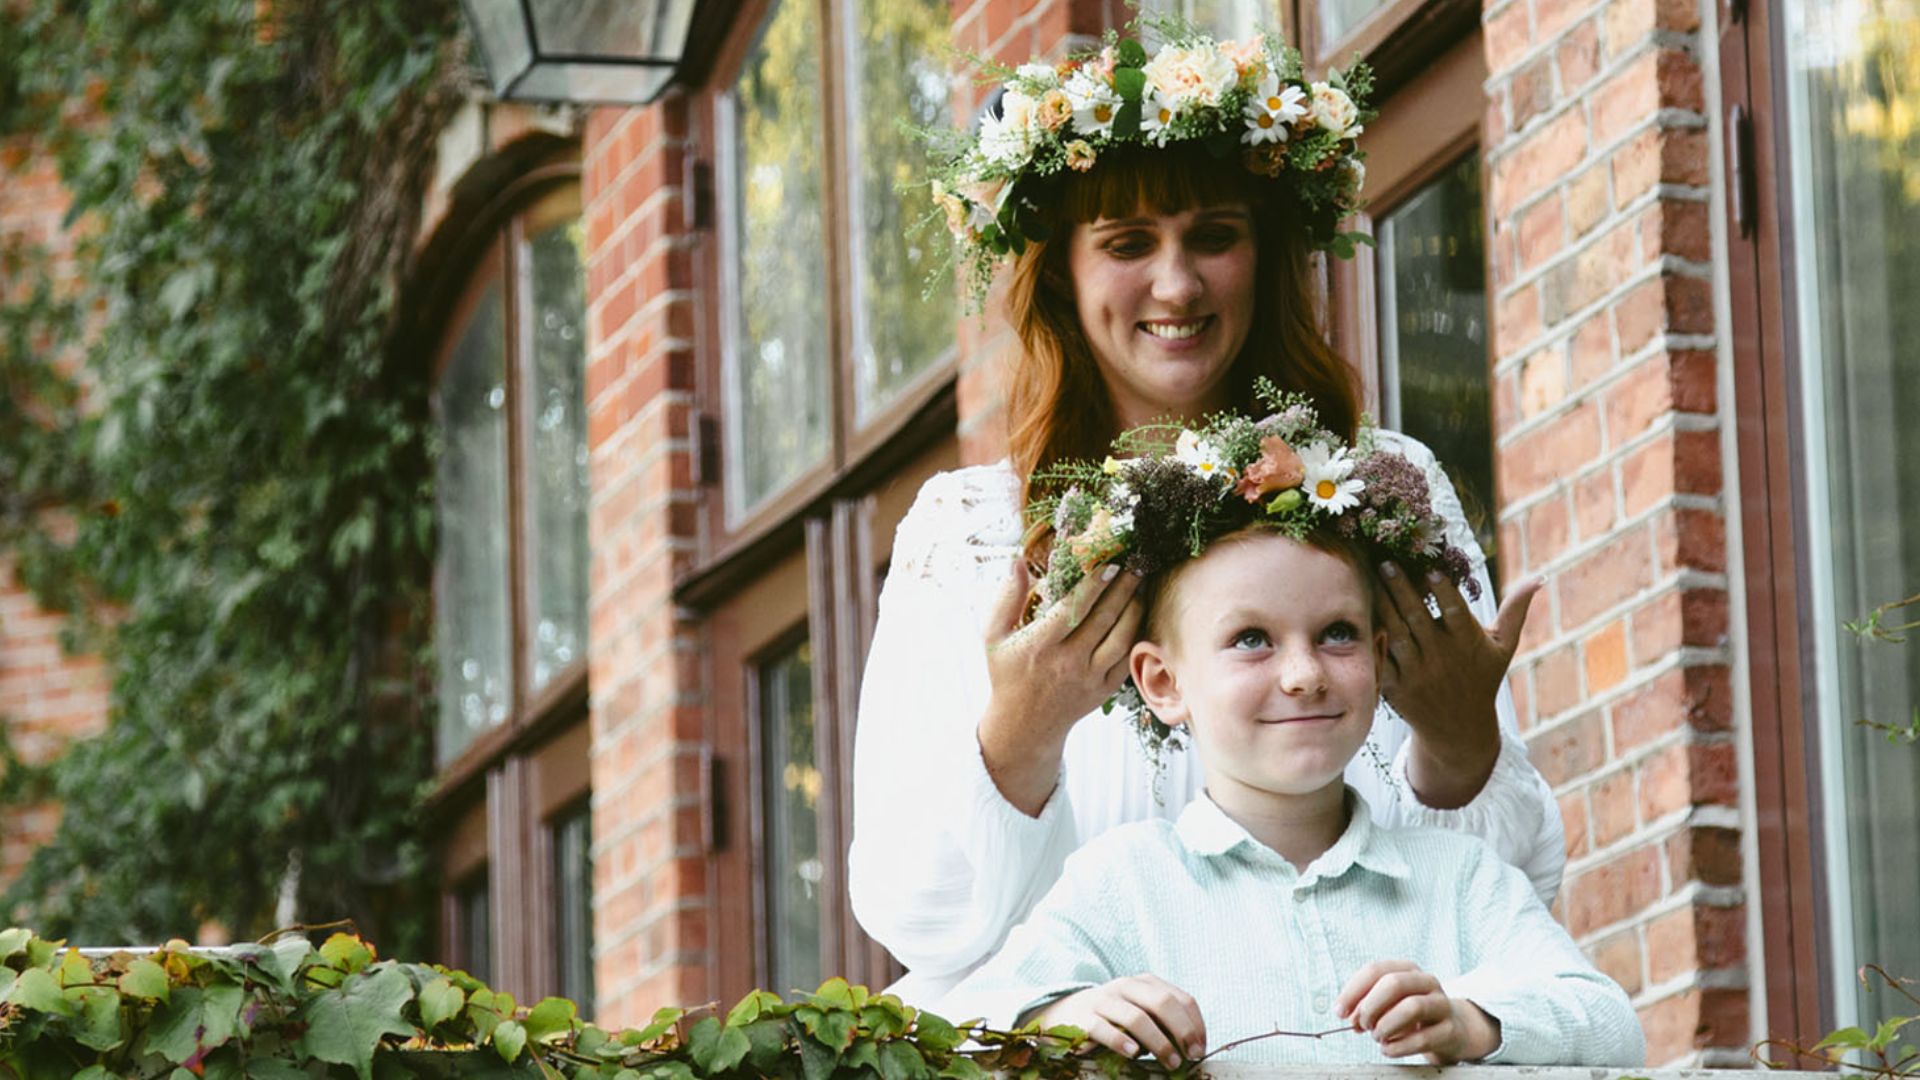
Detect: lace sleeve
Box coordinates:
(1369, 431, 1568, 906)
(847, 467, 1082, 995)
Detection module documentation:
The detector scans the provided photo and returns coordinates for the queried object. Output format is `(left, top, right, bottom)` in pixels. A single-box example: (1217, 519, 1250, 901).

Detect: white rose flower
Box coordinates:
(1064, 67, 1120, 137)
(1308, 81, 1362, 139)
(1142, 42, 1239, 108)
(979, 91, 1041, 167)
(1016, 61, 1061, 88)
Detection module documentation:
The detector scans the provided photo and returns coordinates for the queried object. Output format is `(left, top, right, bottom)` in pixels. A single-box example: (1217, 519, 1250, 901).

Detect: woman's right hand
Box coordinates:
(977, 558, 1144, 815)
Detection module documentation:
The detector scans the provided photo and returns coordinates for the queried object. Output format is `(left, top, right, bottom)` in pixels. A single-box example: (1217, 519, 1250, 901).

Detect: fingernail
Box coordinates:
(1427, 569, 1445, 583)
(1120, 1041, 1137, 1057)
(1188, 1043, 1205, 1059)
(1169, 1054, 1183, 1067)
(1379, 562, 1398, 578)
(1102, 564, 1120, 582)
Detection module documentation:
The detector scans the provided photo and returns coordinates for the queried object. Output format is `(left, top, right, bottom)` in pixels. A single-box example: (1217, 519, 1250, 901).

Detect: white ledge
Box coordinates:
(1199, 1067, 1800, 1080)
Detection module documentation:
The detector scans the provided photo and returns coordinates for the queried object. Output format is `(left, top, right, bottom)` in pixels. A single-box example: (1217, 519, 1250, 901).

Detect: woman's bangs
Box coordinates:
(1058, 145, 1259, 223)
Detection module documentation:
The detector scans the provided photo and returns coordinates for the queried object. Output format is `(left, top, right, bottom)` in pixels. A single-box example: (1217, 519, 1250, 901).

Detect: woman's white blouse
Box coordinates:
(848, 430, 1565, 1004)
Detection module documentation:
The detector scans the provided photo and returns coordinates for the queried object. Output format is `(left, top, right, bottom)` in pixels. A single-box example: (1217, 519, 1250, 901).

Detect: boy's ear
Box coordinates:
(1129, 640, 1190, 729)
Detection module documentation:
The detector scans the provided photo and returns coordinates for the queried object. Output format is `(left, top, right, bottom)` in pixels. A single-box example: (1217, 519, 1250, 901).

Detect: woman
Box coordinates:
(849, 30, 1561, 1004)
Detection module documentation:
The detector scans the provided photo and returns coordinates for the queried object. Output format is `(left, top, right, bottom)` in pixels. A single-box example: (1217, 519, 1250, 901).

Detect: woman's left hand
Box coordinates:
(1377, 563, 1540, 809)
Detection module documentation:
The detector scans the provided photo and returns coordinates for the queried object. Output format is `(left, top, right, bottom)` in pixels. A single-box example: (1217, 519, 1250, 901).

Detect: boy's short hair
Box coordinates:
(1140, 521, 1384, 645)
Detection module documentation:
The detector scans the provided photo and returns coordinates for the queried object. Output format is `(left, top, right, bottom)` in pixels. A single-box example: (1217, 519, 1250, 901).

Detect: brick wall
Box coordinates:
(579, 96, 706, 1028)
(0, 137, 112, 888)
(1481, 0, 1741, 1062)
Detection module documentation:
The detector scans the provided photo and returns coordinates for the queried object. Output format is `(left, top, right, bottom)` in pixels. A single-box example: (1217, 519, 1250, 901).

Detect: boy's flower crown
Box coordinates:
(1024, 380, 1478, 760)
(925, 15, 1377, 304)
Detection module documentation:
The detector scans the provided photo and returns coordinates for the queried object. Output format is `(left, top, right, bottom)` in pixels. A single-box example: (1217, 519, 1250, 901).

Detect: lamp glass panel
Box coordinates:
(461, 0, 534, 87)
(529, 0, 694, 59)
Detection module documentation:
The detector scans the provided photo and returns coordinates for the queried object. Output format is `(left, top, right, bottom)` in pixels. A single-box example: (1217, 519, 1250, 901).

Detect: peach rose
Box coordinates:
(1236, 436, 1306, 502)
(1064, 139, 1098, 171)
(1065, 509, 1126, 574)
(1038, 89, 1074, 131)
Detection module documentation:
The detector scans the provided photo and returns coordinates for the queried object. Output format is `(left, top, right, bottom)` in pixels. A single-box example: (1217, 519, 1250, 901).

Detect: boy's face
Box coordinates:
(1130, 532, 1385, 799)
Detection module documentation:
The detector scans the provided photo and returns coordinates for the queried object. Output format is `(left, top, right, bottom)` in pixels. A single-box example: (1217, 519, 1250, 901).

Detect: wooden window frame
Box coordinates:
(1288, 0, 1479, 97)
(1716, 0, 1828, 1043)
(689, 0, 963, 584)
(420, 162, 597, 1007)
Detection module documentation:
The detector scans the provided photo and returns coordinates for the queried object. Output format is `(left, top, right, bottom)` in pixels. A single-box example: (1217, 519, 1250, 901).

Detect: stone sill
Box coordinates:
(1199, 1068, 1797, 1080)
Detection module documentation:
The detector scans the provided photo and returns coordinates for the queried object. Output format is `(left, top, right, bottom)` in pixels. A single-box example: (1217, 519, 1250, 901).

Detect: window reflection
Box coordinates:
(1376, 153, 1496, 569)
(553, 803, 595, 1014)
(728, 0, 832, 512)
(526, 220, 591, 693)
(437, 281, 514, 764)
(759, 639, 823, 993)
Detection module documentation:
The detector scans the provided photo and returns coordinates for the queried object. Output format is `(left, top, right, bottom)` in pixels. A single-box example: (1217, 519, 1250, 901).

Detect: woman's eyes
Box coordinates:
(1100, 228, 1244, 258)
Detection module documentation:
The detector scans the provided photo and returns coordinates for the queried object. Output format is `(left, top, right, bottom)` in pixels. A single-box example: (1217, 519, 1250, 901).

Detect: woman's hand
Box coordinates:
(1035, 974, 1208, 1067)
(1335, 960, 1500, 1064)
(978, 559, 1145, 816)
(1377, 563, 1540, 809)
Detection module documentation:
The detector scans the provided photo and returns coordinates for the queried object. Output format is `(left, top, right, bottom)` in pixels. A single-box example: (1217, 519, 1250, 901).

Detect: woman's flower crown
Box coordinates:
(1024, 380, 1478, 761)
(925, 15, 1376, 305)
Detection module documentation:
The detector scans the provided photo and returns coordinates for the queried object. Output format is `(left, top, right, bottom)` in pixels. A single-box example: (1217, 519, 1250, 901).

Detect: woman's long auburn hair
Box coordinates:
(1005, 143, 1362, 563)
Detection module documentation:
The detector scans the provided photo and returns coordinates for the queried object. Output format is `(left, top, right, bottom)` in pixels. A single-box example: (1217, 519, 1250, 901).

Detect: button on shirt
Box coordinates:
(938, 790, 1645, 1067)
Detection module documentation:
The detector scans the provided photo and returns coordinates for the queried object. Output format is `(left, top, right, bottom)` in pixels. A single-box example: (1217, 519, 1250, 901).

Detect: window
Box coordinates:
(757, 637, 825, 993)
(712, 0, 957, 524)
(1782, 0, 1920, 1033)
(434, 185, 591, 767)
(1375, 153, 1496, 561)
(429, 174, 594, 1008)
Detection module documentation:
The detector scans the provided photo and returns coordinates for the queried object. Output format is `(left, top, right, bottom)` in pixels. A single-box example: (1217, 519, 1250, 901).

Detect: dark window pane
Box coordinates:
(553, 803, 595, 1013)
(525, 219, 591, 694)
(847, 0, 954, 419)
(1375, 154, 1496, 570)
(1318, 0, 1391, 49)
(437, 280, 514, 765)
(728, 0, 831, 512)
(759, 639, 823, 993)
(457, 873, 492, 984)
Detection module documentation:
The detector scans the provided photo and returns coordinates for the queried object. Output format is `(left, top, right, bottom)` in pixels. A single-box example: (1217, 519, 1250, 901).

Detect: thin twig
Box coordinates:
(1199, 1024, 1356, 1063)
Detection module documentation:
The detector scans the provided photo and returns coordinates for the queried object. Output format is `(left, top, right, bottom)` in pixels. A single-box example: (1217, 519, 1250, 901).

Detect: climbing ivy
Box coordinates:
(0, 1, 467, 949)
(0, 927, 1211, 1080)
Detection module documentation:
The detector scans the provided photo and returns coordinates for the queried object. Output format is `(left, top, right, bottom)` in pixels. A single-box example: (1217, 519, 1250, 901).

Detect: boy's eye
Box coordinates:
(1231, 628, 1271, 650)
(1320, 620, 1361, 645)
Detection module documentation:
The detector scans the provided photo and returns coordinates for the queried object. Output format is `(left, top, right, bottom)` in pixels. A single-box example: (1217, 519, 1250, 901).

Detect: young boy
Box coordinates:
(939, 526, 1646, 1067)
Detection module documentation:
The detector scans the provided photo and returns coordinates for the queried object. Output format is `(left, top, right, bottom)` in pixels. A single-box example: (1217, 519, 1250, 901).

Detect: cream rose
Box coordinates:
(1308, 81, 1362, 138)
(1142, 43, 1239, 108)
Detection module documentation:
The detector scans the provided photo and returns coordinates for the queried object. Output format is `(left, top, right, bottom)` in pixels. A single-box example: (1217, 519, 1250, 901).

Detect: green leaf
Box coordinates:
(1815, 1026, 1871, 1053)
(813, 978, 858, 1010)
(1117, 38, 1147, 67)
(67, 984, 125, 1051)
(72, 1067, 110, 1080)
(877, 1041, 930, 1080)
(254, 937, 316, 992)
(846, 1040, 881, 1072)
(938, 1058, 986, 1080)
(120, 957, 171, 1002)
(797, 1029, 840, 1080)
(9, 967, 75, 1016)
(418, 977, 465, 1031)
(1112, 67, 1146, 103)
(295, 966, 418, 1080)
(1112, 100, 1142, 139)
(742, 1017, 788, 1069)
(727, 989, 784, 1027)
(628, 1005, 685, 1045)
(1871, 1016, 1917, 1052)
(320, 933, 375, 974)
(492, 1019, 528, 1063)
(523, 996, 577, 1042)
(712, 1026, 753, 1071)
(0, 928, 32, 961)
(913, 1012, 961, 1053)
(688, 1016, 724, 1068)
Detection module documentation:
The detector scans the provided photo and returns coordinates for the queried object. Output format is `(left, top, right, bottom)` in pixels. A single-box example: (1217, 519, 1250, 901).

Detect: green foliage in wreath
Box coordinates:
(0, 1, 468, 950)
(0, 927, 1203, 1080)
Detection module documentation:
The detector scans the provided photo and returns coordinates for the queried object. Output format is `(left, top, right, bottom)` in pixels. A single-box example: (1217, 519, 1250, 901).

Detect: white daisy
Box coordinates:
(1140, 89, 1179, 146)
(1016, 61, 1061, 88)
(1175, 430, 1234, 484)
(1241, 74, 1307, 146)
(979, 91, 1041, 167)
(1065, 68, 1120, 137)
(1298, 441, 1365, 513)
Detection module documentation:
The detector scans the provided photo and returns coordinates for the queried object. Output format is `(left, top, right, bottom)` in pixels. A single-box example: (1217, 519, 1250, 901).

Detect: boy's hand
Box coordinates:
(1335, 960, 1500, 1064)
(1035, 975, 1208, 1068)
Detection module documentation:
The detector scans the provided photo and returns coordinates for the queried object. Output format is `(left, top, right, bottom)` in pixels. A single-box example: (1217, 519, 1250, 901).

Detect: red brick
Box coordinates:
(1641, 197, 1711, 263)
(1493, 108, 1589, 220)
(1520, 345, 1569, 417)
(1496, 282, 1545, 356)
(1535, 0, 1591, 41)
(1590, 766, 1636, 846)
(1646, 904, 1747, 985)
(1639, 987, 1750, 1063)
(1630, 587, 1730, 664)
(1525, 494, 1574, 569)
(1530, 709, 1607, 785)
(1558, 19, 1603, 90)
(1614, 275, 1666, 353)
(1535, 645, 1585, 718)
(1486, 0, 1535, 76)
(1573, 465, 1618, 541)
(1495, 368, 1522, 436)
(1517, 193, 1567, 272)
(1500, 402, 1601, 503)
(1557, 523, 1653, 627)
(1653, 505, 1727, 574)
(1509, 666, 1534, 730)
(1606, 350, 1715, 441)
(1569, 310, 1615, 387)
(1589, 928, 1645, 995)
(1665, 824, 1741, 886)
(1565, 844, 1663, 936)
(1611, 664, 1733, 751)
(1542, 218, 1639, 325)
(1560, 789, 1592, 859)
(1512, 57, 1557, 132)
(1606, 0, 1702, 53)
(1585, 618, 1630, 693)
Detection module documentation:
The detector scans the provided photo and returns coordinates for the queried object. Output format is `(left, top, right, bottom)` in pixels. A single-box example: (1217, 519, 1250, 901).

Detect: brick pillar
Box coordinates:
(0, 138, 112, 888)
(1483, 0, 1743, 1063)
(581, 96, 705, 1027)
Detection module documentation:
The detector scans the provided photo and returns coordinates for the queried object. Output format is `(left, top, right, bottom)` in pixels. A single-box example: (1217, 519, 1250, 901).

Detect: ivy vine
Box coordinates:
(0, 1, 467, 949)
(0, 926, 1210, 1080)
